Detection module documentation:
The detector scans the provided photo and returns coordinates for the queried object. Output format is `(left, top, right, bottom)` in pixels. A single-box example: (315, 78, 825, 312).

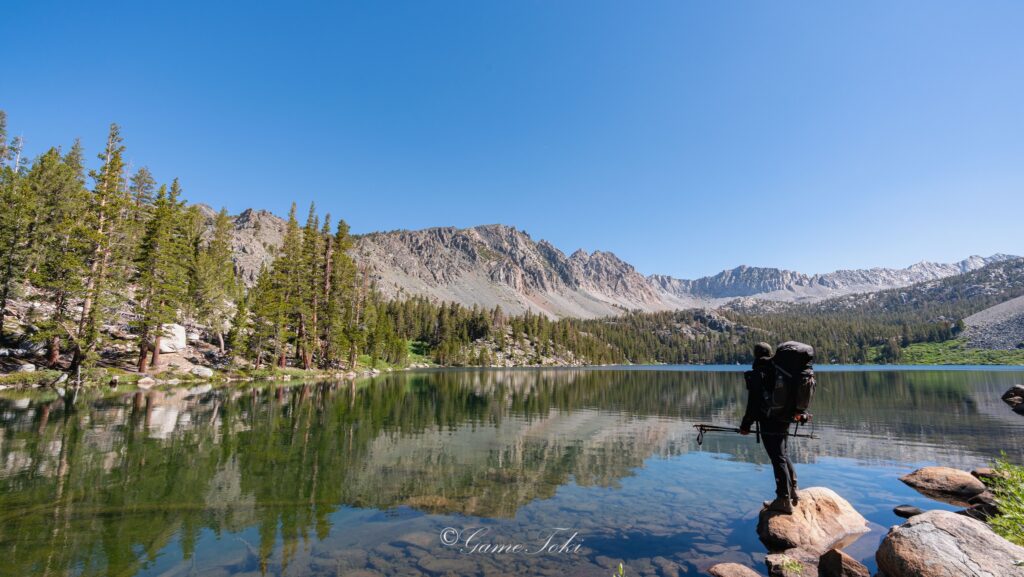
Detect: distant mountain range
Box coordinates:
(201, 206, 1017, 319)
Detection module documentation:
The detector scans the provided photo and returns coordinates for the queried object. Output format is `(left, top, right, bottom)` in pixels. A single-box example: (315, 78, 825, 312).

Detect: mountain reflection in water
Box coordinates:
(1, 368, 1022, 577)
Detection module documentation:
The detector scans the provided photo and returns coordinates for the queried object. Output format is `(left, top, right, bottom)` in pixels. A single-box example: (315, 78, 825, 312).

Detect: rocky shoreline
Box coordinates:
(709, 465, 1024, 577)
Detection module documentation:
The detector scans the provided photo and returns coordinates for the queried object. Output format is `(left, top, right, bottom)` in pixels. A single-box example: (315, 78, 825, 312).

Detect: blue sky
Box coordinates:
(3, 1, 1022, 279)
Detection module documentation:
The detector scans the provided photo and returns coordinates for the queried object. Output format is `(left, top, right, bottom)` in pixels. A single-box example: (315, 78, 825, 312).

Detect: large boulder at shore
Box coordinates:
(876, 509, 1024, 577)
(757, 487, 869, 554)
(819, 548, 869, 577)
(1002, 384, 1024, 414)
(899, 466, 986, 505)
(708, 563, 763, 577)
(154, 323, 187, 353)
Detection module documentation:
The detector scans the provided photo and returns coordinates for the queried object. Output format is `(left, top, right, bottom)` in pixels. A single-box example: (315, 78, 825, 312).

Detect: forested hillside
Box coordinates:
(569, 257, 1024, 365)
(0, 114, 625, 377)
(1, 112, 1021, 382)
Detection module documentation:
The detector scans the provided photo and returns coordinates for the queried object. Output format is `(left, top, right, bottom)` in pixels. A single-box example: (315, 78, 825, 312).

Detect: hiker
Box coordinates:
(739, 341, 816, 514)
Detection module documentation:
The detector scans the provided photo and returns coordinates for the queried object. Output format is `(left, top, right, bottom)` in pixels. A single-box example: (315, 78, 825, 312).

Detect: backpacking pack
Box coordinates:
(767, 341, 816, 420)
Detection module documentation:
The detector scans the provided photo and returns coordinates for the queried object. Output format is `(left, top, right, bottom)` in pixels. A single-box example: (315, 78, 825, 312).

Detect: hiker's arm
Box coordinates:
(740, 373, 758, 433)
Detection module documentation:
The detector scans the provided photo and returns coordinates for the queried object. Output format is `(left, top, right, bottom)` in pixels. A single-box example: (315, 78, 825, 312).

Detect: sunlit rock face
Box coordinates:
(205, 206, 1017, 318)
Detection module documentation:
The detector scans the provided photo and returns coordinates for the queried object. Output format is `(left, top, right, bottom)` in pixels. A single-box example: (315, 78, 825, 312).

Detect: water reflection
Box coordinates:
(1, 368, 1022, 577)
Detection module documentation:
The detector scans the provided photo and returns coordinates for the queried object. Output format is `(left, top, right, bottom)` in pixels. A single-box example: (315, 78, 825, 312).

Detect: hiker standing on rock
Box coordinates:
(740, 341, 816, 514)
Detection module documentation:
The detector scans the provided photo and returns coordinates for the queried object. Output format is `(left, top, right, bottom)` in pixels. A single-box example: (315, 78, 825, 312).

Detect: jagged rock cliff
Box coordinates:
(212, 207, 1016, 319)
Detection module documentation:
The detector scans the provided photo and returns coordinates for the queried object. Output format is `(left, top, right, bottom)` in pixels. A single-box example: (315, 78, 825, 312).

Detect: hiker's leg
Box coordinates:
(761, 421, 792, 499)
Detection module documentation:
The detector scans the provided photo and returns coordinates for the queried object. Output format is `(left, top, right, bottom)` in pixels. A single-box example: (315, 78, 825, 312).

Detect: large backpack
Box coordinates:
(767, 341, 816, 420)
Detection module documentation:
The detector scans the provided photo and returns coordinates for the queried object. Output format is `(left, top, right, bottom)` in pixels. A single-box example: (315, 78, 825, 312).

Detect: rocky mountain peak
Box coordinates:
(212, 206, 1018, 319)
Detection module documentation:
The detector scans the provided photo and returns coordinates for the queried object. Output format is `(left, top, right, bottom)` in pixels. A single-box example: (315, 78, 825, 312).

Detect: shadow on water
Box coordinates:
(0, 367, 1022, 576)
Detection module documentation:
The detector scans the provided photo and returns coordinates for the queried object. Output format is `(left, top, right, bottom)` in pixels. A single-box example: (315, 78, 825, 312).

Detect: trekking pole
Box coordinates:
(693, 423, 818, 447)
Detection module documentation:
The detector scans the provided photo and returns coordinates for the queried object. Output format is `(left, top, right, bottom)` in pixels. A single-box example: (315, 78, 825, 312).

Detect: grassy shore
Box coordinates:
(891, 340, 1024, 365)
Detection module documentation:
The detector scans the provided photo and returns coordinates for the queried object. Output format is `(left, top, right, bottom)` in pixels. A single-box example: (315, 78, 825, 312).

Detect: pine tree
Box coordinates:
(72, 123, 129, 372)
(27, 147, 90, 366)
(193, 208, 238, 352)
(247, 265, 282, 368)
(297, 203, 322, 369)
(126, 167, 156, 247)
(133, 180, 192, 372)
(320, 219, 353, 367)
(272, 204, 304, 367)
(0, 139, 37, 339)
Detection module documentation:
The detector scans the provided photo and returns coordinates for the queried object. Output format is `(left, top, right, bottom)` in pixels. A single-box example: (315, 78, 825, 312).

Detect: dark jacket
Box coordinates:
(741, 356, 775, 430)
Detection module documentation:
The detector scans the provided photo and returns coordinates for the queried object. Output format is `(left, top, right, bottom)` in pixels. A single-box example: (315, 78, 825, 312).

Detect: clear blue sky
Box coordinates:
(3, 1, 1022, 279)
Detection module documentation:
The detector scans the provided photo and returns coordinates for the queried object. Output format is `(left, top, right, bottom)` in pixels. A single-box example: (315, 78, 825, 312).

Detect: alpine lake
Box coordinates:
(2, 366, 1022, 577)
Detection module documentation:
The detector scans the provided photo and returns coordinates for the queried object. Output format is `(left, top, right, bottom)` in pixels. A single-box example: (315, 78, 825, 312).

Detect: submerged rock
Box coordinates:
(708, 563, 763, 577)
(819, 548, 869, 577)
(757, 487, 869, 555)
(899, 466, 986, 505)
(892, 505, 924, 519)
(876, 509, 1024, 577)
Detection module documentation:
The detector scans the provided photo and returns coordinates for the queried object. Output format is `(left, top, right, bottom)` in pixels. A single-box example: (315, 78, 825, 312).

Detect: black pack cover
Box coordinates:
(773, 341, 814, 376)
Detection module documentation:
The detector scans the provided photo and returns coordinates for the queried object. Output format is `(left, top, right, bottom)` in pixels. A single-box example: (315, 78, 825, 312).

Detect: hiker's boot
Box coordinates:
(763, 497, 794, 514)
(790, 482, 800, 506)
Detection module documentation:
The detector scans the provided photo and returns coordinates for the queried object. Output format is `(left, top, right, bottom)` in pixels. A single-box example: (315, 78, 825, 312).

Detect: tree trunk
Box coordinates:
(47, 335, 61, 368)
(278, 348, 286, 368)
(137, 344, 150, 373)
(150, 335, 162, 368)
(217, 331, 225, 354)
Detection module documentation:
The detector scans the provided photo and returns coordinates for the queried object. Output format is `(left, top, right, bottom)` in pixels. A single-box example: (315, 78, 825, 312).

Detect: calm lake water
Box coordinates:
(2, 367, 1023, 577)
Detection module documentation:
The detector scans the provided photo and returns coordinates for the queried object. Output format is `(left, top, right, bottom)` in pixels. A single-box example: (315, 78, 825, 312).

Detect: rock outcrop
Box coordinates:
(154, 323, 188, 354)
(757, 487, 869, 555)
(963, 294, 1024, 350)
(876, 510, 1024, 577)
(899, 466, 987, 505)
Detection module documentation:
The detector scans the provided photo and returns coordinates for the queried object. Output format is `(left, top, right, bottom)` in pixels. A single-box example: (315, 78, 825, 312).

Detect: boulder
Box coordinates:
(892, 505, 924, 519)
(708, 563, 763, 577)
(757, 487, 869, 554)
(765, 548, 818, 577)
(137, 376, 157, 389)
(190, 366, 214, 378)
(959, 491, 1000, 520)
(899, 467, 986, 505)
(16, 363, 36, 372)
(819, 549, 869, 577)
(876, 510, 1024, 577)
(971, 466, 1000, 482)
(1001, 384, 1024, 408)
(154, 323, 187, 353)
